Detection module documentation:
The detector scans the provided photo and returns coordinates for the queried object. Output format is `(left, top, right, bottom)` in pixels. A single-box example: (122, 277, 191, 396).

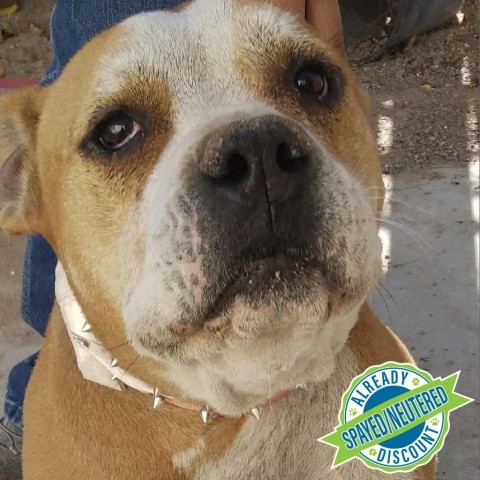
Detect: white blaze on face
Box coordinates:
(112, 2, 297, 332)
(95, 0, 249, 120)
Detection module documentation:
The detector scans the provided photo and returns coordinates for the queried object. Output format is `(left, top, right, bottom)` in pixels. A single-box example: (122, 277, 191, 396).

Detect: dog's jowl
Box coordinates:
(0, 0, 436, 478)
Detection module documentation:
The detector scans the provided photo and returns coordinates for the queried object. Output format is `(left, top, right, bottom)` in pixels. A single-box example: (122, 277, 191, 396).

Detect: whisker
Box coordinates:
(369, 194, 435, 217)
(378, 281, 397, 308)
(376, 217, 433, 261)
(388, 194, 435, 216)
(390, 256, 428, 268)
(377, 217, 431, 249)
(375, 286, 393, 327)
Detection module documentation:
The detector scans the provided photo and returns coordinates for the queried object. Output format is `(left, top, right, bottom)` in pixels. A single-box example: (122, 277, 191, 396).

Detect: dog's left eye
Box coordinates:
(294, 66, 329, 99)
(93, 111, 141, 152)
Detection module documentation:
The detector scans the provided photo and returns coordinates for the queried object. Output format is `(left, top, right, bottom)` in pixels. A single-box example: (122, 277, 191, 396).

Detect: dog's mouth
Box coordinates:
(131, 229, 379, 359)
(197, 245, 327, 321)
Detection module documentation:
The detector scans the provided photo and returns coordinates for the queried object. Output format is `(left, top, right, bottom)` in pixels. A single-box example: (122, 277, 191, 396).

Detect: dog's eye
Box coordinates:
(93, 111, 141, 151)
(294, 66, 329, 99)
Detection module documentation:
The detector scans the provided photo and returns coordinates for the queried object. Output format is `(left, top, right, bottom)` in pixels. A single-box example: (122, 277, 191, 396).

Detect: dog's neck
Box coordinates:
(56, 262, 296, 422)
(54, 279, 376, 479)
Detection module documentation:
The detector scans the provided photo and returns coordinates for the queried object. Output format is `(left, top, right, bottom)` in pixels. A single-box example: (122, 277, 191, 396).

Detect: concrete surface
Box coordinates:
(371, 164, 479, 479)
(0, 164, 478, 479)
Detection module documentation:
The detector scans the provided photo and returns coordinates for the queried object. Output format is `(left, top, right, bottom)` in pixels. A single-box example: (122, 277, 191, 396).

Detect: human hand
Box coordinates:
(269, 0, 345, 54)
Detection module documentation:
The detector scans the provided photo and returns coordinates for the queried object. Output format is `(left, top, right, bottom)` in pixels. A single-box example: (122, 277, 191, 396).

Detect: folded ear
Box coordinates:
(0, 86, 46, 235)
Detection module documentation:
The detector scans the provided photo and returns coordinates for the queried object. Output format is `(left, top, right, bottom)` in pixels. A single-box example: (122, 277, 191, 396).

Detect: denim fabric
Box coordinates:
(4, 354, 38, 427)
(4, 0, 185, 427)
(43, 0, 186, 85)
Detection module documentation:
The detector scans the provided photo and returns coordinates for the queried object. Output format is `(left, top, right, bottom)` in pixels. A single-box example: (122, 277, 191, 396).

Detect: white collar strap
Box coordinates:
(55, 262, 155, 395)
(55, 262, 298, 422)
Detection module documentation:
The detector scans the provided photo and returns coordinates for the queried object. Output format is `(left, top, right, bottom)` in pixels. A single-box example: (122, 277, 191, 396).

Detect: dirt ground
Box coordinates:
(0, 1, 478, 479)
(0, 0, 52, 78)
(352, 0, 479, 174)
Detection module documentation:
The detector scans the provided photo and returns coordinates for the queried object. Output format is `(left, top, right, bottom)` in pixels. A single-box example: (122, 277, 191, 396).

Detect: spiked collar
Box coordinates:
(55, 263, 297, 422)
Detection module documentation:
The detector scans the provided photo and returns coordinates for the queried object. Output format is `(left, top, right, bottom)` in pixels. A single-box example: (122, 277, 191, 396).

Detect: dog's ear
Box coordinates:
(0, 86, 46, 235)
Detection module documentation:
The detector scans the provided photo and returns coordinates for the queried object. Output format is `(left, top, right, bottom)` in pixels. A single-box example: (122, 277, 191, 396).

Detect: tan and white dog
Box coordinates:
(0, 0, 436, 478)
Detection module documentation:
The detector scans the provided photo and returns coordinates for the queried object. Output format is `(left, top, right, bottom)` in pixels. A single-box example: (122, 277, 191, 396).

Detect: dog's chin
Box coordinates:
(131, 271, 339, 367)
(132, 283, 363, 416)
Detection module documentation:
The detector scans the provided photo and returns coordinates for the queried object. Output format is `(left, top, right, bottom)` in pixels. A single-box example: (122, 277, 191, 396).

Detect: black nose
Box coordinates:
(199, 115, 312, 203)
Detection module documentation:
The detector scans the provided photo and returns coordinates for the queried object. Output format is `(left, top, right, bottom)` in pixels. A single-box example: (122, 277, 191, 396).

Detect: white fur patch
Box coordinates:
(193, 347, 421, 480)
(172, 438, 205, 472)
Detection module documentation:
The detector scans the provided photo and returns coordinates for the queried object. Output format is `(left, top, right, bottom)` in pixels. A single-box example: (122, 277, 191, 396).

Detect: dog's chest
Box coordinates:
(191, 352, 418, 480)
(193, 390, 347, 480)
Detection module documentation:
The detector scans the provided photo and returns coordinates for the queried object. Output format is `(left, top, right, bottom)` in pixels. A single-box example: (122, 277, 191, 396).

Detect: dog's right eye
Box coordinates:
(92, 111, 141, 152)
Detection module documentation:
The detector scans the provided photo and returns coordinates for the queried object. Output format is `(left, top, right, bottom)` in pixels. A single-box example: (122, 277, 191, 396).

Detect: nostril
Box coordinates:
(276, 142, 308, 173)
(219, 152, 250, 185)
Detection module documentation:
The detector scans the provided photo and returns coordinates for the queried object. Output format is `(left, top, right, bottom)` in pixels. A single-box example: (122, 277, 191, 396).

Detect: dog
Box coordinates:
(0, 0, 436, 478)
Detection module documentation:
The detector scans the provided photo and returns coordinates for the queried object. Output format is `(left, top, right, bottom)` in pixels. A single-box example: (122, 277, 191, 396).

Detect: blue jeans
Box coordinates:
(4, 0, 184, 428)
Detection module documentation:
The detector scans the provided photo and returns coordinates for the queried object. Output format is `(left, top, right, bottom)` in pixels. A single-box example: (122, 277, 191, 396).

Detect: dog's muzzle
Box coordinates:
(184, 115, 322, 309)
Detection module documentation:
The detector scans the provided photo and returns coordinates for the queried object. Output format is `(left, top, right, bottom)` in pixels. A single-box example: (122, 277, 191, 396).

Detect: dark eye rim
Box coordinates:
(290, 57, 344, 107)
(82, 107, 146, 157)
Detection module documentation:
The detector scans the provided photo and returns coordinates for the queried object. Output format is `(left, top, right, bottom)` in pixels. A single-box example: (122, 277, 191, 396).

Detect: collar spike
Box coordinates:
(250, 407, 260, 420)
(153, 395, 165, 409)
(110, 358, 119, 368)
(200, 406, 211, 424)
(81, 321, 92, 333)
(115, 379, 126, 391)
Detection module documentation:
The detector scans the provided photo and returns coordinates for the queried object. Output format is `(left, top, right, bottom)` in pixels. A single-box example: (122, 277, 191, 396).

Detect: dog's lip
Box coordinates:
(167, 250, 323, 338)
(166, 282, 350, 344)
(201, 249, 326, 320)
(167, 262, 365, 341)
(225, 251, 319, 286)
(230, 246, 322, 273)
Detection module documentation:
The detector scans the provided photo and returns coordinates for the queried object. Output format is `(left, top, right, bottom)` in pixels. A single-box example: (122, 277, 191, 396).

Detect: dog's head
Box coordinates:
(0, 0, 383, 414)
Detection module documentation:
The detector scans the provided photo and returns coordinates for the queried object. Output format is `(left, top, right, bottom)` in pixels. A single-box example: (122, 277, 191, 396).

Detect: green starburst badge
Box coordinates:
(318, 362, 473, 473)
